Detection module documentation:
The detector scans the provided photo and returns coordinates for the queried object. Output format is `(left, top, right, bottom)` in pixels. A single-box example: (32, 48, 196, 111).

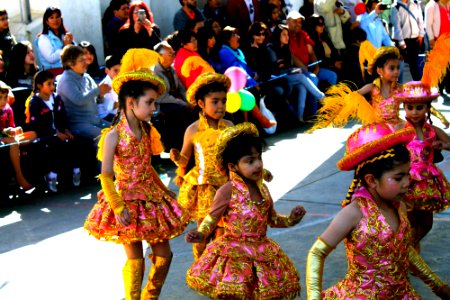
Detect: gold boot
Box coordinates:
(123, 258, 144, 300)
(141, 254, 172, 299)
(192, 242, 207, 262)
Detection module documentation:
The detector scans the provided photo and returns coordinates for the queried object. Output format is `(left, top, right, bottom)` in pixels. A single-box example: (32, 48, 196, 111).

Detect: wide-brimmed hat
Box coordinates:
(112, 48, 166, 95)
(215, 122, 259, 175)
(393, 81, 439, 103)
(337, 122, 415, 171)
(368, 46, 400, 75)
(186, 72, 231, 106)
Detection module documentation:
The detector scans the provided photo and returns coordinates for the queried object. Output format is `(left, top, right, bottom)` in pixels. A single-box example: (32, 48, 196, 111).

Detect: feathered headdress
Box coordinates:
(421, 33, 450, 88)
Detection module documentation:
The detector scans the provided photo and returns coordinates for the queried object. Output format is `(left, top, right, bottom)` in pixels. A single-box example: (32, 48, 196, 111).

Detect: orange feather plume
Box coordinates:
(421, 33, 450, 88)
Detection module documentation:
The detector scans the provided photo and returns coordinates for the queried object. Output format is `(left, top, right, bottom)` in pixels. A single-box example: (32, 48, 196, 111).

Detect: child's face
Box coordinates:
(232, 147, 263, 181)
(106, 64, 121, 79)
(404, 102, 429, 125)
(24, 46, 35, 65)
(128, 89, 158, 122)
(0, 92, 8, 110)
(38, 79, 56, 98)
(377, 59, 400, 83)
(0, 14, 9, 31)
(83, 49, 94, 66)
(198, 91, 227, 120)
(372, 162, 410, 202)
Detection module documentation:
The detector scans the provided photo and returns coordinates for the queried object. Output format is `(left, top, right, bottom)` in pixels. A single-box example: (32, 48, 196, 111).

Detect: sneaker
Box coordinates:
(73, 171, 81, 187)
(45, 175, 58, 193)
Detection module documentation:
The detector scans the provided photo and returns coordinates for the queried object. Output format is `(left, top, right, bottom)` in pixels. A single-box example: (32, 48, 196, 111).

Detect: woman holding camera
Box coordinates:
(117, 1, 161, 58)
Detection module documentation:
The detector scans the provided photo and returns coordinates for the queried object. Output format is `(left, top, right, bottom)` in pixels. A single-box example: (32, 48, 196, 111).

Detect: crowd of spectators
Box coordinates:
(1, 0, 450, 198)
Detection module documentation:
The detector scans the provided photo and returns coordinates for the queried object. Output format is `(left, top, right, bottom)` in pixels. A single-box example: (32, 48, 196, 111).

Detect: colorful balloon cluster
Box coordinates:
(224, 67, 256, 113)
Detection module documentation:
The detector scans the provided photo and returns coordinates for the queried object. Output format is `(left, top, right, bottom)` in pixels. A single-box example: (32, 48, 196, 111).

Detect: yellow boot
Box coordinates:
(192, 242, 207, 262)
(123, 258, 144, 300)
(141, 254, 172, 299)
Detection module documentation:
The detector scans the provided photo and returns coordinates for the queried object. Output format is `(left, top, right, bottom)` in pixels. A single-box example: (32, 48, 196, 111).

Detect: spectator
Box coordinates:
(173, 30, 214, 89)
(153, 41, 193, 150)
(261, 4, 283, 33)
(28, 70, 82, 192)
(98, 55, 120, 122)
(103, 0, 130, 56)
(0, 81, 35, 191)
(35, 6, 74, 76)
(56, 45, 111, 141)
(341, 26, 368, 87)
(7, 41, 37, 89)
(79, 41, 103, 81)
(197, 24, 221, 70)
(202, 0, 228, 27)
(226, 0, 261, 41)
(356, 1, 393, 48)
(117, 1, 161, 58)
(0, 51, 7, 83)
(300, 0, 315, 19)
(174, 0, 206, 32)
(0, 9, 17, 68)
(390, 0, 425, 81)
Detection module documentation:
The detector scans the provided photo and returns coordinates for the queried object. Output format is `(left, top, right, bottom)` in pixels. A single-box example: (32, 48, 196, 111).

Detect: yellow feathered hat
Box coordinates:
(112, 48, 166, 95)
(186, 72, 231, 106)
(368, 46, 400, 75)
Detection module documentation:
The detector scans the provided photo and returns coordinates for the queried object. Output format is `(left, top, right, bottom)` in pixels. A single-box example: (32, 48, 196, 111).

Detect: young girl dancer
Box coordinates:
(394, 81, 450, 249)
(84, 49, 189, 299)
(170, 72, 233, 261)
(186, 122, 305, 299)
(306, 122, 450, 299)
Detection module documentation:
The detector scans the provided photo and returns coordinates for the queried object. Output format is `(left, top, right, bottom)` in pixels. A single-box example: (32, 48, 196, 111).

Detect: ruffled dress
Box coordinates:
(403, 122, 450, 212)
(323, 187, 419, 299)
(84, 116, 189, 244)
(371, 78, 403, 126)
(186, 172, 301, 299)
(178, 113, 230, 221)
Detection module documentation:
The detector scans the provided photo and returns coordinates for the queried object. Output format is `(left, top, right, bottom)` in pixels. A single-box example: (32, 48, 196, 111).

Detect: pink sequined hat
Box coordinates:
(393, 81, 440, 103)
(337, 122, 415, 171)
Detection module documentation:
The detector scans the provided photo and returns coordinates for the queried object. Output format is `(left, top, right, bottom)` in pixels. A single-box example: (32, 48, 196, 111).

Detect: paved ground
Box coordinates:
(1, 92, 450, 300)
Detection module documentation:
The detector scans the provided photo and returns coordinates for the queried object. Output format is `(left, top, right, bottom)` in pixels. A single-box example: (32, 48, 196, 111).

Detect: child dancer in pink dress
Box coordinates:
(394, 81, 450, 249)
(185, 122, 305, 299)
(84, 49, 189, 299)
(306, 122, 450, 299)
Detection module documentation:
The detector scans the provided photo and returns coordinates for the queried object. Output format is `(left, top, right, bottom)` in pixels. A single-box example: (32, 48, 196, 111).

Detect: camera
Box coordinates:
(137, 9, 146, 23)
(379, 3, 390, 10)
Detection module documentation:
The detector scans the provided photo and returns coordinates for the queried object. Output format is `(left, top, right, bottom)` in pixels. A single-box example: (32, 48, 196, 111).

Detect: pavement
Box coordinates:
(1, 93, 450, 299)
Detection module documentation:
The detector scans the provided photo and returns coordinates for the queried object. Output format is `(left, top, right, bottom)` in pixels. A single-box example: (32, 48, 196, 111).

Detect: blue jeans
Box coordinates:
(318, 68, 337, 85)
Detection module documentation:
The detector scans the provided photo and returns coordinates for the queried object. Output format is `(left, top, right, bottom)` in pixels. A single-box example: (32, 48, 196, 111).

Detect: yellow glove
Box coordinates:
(99, 173, 124, 215)
(197, 214, 219, 238)
(306, 237, 335, 300)
(408, 246, 446, 293)
(431, 106, 450, 128)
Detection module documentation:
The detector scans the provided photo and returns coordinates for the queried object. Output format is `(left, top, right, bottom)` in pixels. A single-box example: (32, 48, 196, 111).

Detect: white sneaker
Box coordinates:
(73, 171, 81, 187)
(45, 175, 57, 193)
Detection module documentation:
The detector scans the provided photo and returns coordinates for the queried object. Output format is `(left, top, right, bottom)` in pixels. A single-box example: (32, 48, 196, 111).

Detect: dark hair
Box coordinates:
(248, 22, 268, 43)
(79, 41, 101, 78)
(343, 144, 410, 205)
(0, 9, 7, 17)
(179, 29, 197, 47)
(60, 44, 85, 70)
(33, 70, 55, 92)
(351, 26, 367, 43)
(111, 80, 159, 131)
(270, 24, 289, 49)
(220, 27, 238, 45)
(42, 7, 67, 38)
(120, 1, 154, 31)
(197, 25, 216, 60)
(8, 41, 37, 85)
(221, 132, 266, 175)
(195, 81, 228, 103)
(372, 50, 400, 76)
(104, 54, 121, 69)
(305, 14, 325, 37)
(102, 0, 130, 32)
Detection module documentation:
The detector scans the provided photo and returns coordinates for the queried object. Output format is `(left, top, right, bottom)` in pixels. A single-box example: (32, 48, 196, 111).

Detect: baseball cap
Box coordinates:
(286, 10, 305, 20)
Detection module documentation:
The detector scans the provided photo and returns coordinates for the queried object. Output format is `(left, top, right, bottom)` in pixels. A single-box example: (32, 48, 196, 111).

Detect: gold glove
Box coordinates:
(306, 237, 335, 300)
(99, 173, 124, 215)
(408, 246, 446, 293)
(431, 106, 450, 127)
(197, 214, 219, 238)
(270, 214, 294, 228)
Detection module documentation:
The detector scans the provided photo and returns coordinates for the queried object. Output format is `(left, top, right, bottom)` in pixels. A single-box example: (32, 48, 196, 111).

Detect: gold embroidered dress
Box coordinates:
(84, 116, 189, 244)
(186, 172, 301, 299)
(178, 113, 230, 220)
(371, 78, 403, 126)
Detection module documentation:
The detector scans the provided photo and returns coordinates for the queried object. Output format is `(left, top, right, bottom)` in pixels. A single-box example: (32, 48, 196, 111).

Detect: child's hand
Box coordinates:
(436, 284, 450, 299)
(115, 208, 132, 226)
(433, 140, 450, 150)
(185, 230, 205, 243)
(289, 205, 306, 225)
(170, 148, 181, 163)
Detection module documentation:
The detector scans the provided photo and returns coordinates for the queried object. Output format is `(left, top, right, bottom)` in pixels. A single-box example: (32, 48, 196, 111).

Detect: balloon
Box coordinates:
(226, 92, 242, 113)
(224, 67, 247, 93)
(238, 89, 256, 111)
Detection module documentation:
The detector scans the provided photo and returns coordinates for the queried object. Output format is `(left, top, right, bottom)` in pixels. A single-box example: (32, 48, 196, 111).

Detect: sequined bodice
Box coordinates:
(371, 79, 402, 125)
(223, 172, 271, 239)
(345, 187, 411, 291)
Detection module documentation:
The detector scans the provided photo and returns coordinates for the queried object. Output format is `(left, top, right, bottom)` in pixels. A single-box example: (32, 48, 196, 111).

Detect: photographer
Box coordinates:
(117, 1, 161, 58)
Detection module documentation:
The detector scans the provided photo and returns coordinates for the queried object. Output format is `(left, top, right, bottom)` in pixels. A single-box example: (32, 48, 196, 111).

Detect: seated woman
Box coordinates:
(7, 41, 38, 89)
(56, 45, 111, 141)
(196, 24, 221, 72)
(79, 41, 103, 82)
(35, 6, 74, 76)
(116, 0, 161, 58)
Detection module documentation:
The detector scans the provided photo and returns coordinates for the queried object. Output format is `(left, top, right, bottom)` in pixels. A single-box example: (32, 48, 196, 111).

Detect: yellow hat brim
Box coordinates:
(112, 70, 166, 95)
(186, 72, 231, 106)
